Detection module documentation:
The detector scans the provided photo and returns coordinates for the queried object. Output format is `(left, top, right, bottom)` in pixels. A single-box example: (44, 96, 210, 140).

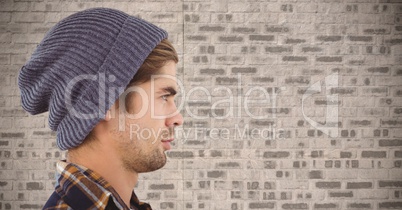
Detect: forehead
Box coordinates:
(158, 61, 177, 76)
(151, 61, 178, 87)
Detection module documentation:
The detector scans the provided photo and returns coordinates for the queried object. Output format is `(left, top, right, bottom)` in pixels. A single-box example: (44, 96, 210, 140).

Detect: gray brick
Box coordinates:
(199, 25, 225, 32)
(394, 89, 402, 97)
(316, 56, 342, 62)
(379, 202, 402, 209)
(0, 181, 8, 188)
(199, 68, 225, 75)
(379, 139, 402, 147)
(366, 67, 389, 74)
(263, 151, 290, 158)
(20, 204, 41, 209)
(361, 151, 386, 158)
(381, 119, 402, 127)
(151, 13, 175, 21)
(252, 77, 274, 83)
(250, 120, 275, 126)
(302, 47, 323, 52)
(265, 46, 292, 53)
(185, 140, 207, 146)
(239, 46, 258, 54)
(192, 56, 208, 63)
(265, 108, 290, 115)
(395, 68, 402, 76)
(249, 202, 275, 209)
(329, 191, 353, 198)
(348, 36, 373, 42)
(32, 131, 56, 137)
(276, 171, 289, 179)
(207, 170, 226, 178)
(285, 76, 310, 84)
(285, 38, 306, 44)
(346, 182, 372, 189)
(316, 35, 342, 42)
(316, 182, 341, 189)
(283, 56, 308, 62)
(186, 35, 207, 41)
(314, 99, 341, 105)
(186, 102, 210, 107)
(184, 14, 199, 22)
(215, 14, 237, 22)
(249, 35, 274, 42)
(263, 182, 275, 190)
(166, 151, 194, 158)
(216, 56, 243, 64)
(314, 203, 337, 209)
(218, 36, 243, 42)
(280, 4, 293, 12)
(385, 38, 402, 45)
(146, 192, 160, 200)
(1, 132, 24, 138)
(363, 28, 388, 34)
(330, 87, 356, 95)
(350, 120, 372, 126)
(216, 162, 240, 168)
(379, 181, 402, 188)
(347, 203, 371, 208)
(160, 202, 174, 209)
(264, 161, 276, 169)
(311, 151, 323, 158)
(282, 203, 308, 209)
(26, 182, 44, 190)
(149, 184, 174, 190)
(216, 77, 238, 85)
(0, 141, 9, 147)
(340, 152, 352, 158)
(232, 27, 257, 33)
(265, 26, 289, 33)
(231, 67, 257, 74)
(247, 182, 259, 190)
(231, 191, 241, 199)
(199, 46, 215, 54)
(210, 150, 222, 157)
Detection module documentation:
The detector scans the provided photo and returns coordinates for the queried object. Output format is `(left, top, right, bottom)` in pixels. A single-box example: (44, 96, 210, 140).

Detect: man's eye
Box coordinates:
(162, 94, 170, 101)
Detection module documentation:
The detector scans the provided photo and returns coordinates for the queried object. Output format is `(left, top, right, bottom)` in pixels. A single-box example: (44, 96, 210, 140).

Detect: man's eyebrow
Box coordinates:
(160, 86, 177, 95)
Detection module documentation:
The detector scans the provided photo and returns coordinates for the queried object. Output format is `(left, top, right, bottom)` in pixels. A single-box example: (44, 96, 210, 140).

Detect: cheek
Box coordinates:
(153, 102, 177, 117)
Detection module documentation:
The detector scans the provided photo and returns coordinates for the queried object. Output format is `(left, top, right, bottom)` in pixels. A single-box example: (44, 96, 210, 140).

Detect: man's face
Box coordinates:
(109, 61, 183, 173)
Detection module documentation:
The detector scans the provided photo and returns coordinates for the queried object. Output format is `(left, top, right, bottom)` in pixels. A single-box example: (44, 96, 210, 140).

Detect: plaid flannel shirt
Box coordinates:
(43, 161, 152, 210)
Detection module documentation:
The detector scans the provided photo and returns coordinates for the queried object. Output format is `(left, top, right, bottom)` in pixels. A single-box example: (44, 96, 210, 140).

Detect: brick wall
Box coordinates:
(1, 0, 402, 209)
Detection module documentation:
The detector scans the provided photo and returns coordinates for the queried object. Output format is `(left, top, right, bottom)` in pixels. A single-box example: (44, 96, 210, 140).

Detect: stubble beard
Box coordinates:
(118, 137, 167, 173)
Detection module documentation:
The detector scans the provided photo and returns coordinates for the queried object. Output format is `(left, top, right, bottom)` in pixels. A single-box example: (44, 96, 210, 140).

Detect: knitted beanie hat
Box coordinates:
(18, 8, 168, 150)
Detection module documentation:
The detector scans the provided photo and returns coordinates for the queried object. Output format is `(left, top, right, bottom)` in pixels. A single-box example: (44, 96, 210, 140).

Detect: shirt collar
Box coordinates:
(55, 160, 151, 210)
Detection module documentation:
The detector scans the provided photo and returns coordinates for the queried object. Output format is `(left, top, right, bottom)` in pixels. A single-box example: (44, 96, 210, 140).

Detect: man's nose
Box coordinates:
(166, 111, 183, 127)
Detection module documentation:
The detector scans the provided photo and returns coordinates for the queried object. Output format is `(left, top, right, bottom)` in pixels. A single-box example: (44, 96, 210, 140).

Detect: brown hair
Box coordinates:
(127, 39, 178, 85)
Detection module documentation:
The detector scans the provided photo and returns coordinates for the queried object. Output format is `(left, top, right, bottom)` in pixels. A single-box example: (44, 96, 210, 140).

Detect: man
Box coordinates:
(18, 8, 183, 210)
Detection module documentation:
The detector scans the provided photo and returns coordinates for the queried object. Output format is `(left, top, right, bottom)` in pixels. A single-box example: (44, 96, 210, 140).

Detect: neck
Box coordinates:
(67, 145, 138, 207)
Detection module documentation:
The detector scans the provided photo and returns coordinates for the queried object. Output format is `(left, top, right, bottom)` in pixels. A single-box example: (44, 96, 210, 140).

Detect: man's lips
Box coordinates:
(161, 138, 174, 150)
(161, 138, 174, 143)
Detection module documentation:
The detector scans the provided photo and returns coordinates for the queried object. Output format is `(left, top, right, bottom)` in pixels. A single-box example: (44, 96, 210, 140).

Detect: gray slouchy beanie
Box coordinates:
(18, 8, 168, 150)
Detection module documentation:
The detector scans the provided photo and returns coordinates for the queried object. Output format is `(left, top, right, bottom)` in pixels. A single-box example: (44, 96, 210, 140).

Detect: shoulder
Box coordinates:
(43, 191, 71, 210)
